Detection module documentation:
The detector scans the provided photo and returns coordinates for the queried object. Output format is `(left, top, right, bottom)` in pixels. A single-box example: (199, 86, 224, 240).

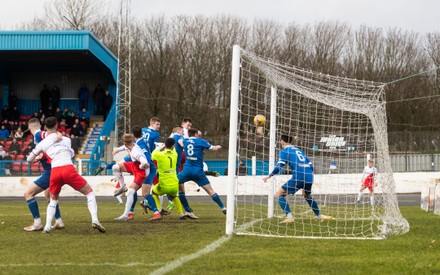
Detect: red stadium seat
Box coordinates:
(11, 162, 22, 174)
(21, 162, 29, 174)
(31, 163, 42, 174)
(15, 154, 25, 160)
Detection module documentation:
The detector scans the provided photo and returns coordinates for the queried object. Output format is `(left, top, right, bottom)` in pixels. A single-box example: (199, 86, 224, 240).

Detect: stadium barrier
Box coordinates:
(0, 171, 438, 197)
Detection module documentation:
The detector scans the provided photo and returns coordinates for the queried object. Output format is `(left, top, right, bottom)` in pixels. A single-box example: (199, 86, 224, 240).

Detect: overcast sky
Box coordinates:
(0, 0, 439, 34)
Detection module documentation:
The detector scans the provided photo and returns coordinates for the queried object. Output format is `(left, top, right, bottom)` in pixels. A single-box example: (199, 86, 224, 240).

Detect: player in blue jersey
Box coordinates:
(263, 134, 333, 223)
(113, 126, 161, 221)
(170, 126, 184, 173)
(142, 117, 161, 154)
(177, 128, 226, 219)
(22, 118, 64, 231)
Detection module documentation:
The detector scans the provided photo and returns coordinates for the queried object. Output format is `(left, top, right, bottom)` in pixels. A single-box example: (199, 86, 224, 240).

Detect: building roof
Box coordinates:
(0, 30, 118, 84)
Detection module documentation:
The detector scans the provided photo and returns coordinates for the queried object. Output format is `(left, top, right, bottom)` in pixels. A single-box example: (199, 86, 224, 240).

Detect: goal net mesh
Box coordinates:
(232, 48, 409, 239)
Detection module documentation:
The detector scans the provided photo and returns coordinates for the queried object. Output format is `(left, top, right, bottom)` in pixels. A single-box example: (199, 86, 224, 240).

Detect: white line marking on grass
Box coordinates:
(0, 262, 161, 268)
(150, 235, 231, 275)
(150, 220, 260, 275)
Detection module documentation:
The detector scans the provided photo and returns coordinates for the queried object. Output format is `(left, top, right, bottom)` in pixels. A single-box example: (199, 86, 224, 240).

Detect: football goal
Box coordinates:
(225, 45, 409, 239)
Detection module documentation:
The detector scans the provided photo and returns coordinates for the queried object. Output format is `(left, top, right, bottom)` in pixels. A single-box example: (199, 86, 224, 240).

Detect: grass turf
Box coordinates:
(0, 200, 439, 274)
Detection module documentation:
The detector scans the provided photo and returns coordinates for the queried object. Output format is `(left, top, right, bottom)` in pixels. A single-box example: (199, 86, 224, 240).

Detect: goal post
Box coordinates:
(226, 45, 409, 239)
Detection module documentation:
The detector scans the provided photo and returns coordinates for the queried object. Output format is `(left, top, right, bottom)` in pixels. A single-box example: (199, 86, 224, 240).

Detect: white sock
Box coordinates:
(286, 213, 293, 219)
(370, 195, 374, 206)
(55, 218, 63, 224)
(116, 194, 123, 204)
(34, 217, 42, 226)
(45, 199, 58, 230)
(357, 192, 362, 201)
(159, 195, 164, 211)
(86, 191, 99, 223)
(123, 188, 136, 216)
(112, 164, 125, 186)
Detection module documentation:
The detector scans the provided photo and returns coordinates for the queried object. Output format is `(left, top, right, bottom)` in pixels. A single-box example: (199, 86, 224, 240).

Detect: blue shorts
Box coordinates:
(282, 178, 313, 196)
(178, 168, 210, 187)
(143, 164, 157, 185)
(34, 169, 51, 190)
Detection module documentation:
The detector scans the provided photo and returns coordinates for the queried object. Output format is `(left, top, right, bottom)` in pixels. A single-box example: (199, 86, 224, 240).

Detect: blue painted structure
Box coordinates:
(0, 31, 118, 162)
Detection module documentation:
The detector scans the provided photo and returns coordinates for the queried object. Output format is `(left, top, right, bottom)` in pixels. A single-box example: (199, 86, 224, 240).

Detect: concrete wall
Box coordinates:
(1, 172, 438, 197)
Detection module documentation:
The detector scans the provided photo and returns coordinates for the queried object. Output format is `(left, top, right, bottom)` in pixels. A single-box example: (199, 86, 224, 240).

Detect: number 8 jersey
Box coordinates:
(182, 137, 212, 170)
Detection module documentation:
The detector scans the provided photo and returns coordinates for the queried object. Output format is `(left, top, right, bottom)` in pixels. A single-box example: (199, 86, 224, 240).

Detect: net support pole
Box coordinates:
(226, 45, 241, 235)
(252, 156, 256, 176)
(268, 85, 277, 218)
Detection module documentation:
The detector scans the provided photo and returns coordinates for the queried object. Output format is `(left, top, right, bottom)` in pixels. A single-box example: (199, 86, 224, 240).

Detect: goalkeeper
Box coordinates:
(263, 134, 333, 223)
(151, 138, 186, 220)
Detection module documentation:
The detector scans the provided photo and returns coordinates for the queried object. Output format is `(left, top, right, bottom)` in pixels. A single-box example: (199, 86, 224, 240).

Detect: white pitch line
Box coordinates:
(150, 235, 230, 275)
(150, 220, 260, 275)
(0, 262, 161, 268)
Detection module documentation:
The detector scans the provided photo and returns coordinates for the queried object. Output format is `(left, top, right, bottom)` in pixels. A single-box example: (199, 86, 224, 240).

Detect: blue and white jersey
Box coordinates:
(34, 130, 51, 170)
(124, 138, 152, 165)
(142, 127, 160, 154)
(182, 137, 211, 170)
(277, 145, 313, 182)
(170, 133, 184, 165)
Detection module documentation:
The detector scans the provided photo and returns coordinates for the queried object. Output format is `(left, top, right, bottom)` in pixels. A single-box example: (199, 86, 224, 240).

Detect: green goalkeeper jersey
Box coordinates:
(152, 148, 178, 187)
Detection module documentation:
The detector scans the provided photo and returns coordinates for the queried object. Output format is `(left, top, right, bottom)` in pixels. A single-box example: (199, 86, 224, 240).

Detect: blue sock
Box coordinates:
(130, 192, 138, 212)
(145, 194, 158, 212)
(54, 204, 61, 219)
(27, 198, 40, 219)
(179, 192, 192, 212)
(278, 196, 291, 215)
(105, 162, 115, 170)
(211, 193, 225, 209)
(305, 195, 321, 216)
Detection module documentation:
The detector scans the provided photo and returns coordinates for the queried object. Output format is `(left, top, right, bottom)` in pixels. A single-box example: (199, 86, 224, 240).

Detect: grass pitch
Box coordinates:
(0, 199, 439, 274)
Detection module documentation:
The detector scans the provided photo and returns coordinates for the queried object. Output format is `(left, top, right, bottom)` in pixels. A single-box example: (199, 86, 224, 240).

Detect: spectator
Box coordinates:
(46, 106, 54, 117)
(20, 121, 29, 138)
(70, 124, 81, 137)
(72, 118, 84, 137)
(78, 107, 90, 128)
(55, 107, 63, 123)
(11, 121, 19, 134)
(62, 106, 71, 120)
(39, 117, 45, 130)
(0, 145, 6, 158)
(8, 91, 18, 109)
(78, 83, 90, 110)
(2, 119, 11, 131)
(8, 138, 21, 155)
(31, 112, 39, 120)
(22, 144, 33, 157)
(9, 106, 20, 122)
(14, 127, 23, 139)
(71, 135, 82, 154)
(40, 84, 51, 113)
(103, 90, 113, 120)
(38, 108, 45, 119)
(0, 125, 10, 139)
(66, 111, 76, 129)
(93, 84, 105, 115)
(51, 85, 61, 111)
(1, 105, 9, 120)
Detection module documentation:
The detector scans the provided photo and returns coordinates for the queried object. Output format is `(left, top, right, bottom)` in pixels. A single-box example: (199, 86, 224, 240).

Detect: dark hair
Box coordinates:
(165, 137, 175, 149)
(182, 117, 192, 123)
(44, 117, 57, 129)
(132, 125, 142, 138)
(280, 134, 293, 144)
(188, 128, 199, 137)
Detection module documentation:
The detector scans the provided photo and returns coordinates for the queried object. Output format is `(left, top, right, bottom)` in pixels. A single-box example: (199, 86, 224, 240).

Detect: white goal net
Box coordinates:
(225, 46, 409, 239)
